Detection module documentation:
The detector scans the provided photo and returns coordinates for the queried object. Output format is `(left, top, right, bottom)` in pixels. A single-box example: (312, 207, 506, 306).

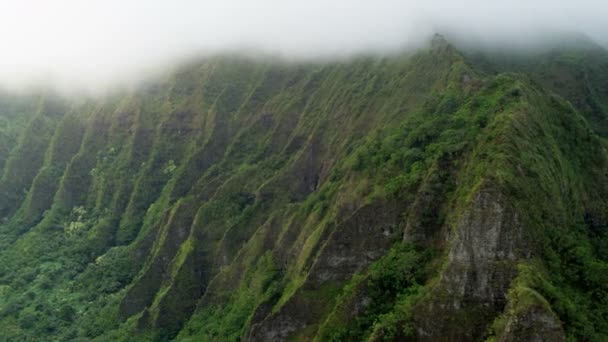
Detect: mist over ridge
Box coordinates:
(0, 0, 607, 94)
(1, 2, 608, 341)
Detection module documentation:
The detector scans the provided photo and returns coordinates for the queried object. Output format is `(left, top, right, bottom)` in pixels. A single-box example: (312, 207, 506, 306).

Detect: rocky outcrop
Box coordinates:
(414, 186, 534, 340)
(498, 304, 566, 342)
(248, 201, 403, 341)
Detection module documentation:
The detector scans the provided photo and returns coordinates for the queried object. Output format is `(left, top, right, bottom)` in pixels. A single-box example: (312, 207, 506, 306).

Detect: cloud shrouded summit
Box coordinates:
(0, 0, 607, 92)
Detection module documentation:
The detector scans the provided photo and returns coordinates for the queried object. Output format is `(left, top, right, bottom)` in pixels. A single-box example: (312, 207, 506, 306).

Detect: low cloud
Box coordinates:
(0, 0, 606, 93)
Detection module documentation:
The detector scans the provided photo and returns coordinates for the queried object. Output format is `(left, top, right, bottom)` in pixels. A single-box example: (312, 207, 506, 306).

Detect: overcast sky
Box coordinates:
(0, 0, 606, 93)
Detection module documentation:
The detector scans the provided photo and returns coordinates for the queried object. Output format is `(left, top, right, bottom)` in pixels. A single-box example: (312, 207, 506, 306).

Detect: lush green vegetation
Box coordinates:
(0, 36, 606, 341)
(316, 243, 432, 341)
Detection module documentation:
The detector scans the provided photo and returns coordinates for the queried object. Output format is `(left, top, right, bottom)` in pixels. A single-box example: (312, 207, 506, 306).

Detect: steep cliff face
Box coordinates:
(414, 188, 529, 340)
(0, 37, 607, 341)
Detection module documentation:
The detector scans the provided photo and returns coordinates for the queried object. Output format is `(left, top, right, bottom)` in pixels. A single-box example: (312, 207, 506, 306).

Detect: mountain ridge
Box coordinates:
(0, 35, 606, 341)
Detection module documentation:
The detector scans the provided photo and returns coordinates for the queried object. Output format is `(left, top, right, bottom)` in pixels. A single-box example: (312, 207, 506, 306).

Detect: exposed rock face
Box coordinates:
(445, 187, 530, 308)
(414, 186, 534, 340)
(306, 201, 401, 286)
(248, 201, 402, 341)
(498, 305, 566, 342)
(248, 295, 313, 342)
(120, 198, 203, 333)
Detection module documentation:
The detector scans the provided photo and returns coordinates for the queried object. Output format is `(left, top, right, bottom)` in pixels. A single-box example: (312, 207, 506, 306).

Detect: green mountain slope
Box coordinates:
(0, 36, 606, 341)
(466, 33, 608, 137)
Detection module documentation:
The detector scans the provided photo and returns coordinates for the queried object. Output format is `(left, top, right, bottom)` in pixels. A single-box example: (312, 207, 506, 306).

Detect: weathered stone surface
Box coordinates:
(248, 201, 402, 341)
(498, 305, 566, 342)
(414, 186, 533, 341)
(306, 201, 401, 286)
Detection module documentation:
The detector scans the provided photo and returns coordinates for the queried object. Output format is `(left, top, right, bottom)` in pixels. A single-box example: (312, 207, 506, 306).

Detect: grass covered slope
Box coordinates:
(466, 33, 608, 137)
(0, 36, 606, 341)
